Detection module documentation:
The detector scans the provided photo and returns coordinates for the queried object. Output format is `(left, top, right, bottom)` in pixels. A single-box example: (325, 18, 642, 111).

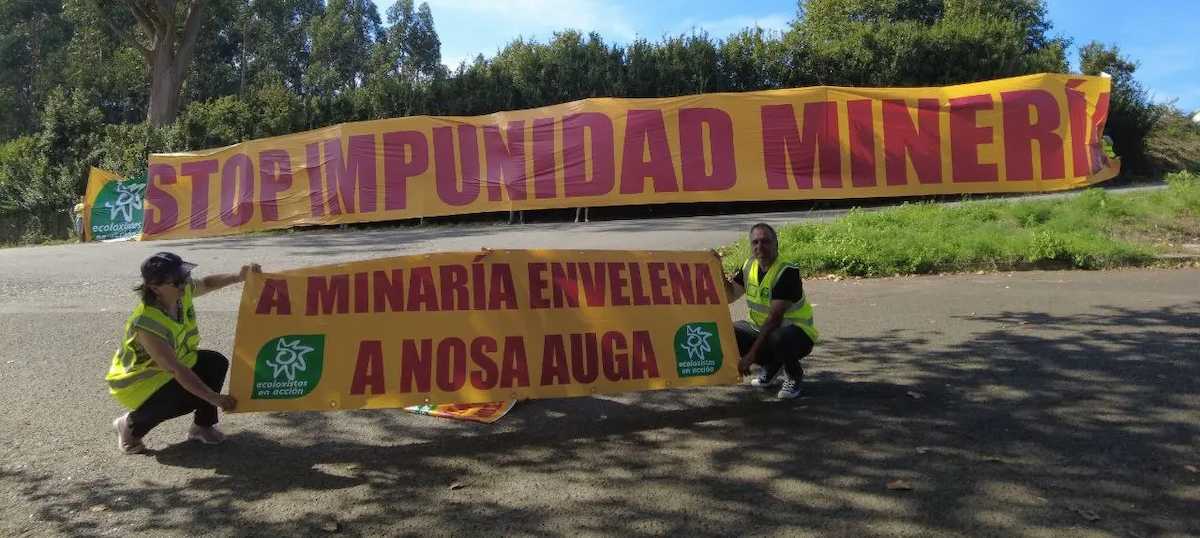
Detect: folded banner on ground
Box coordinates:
(144, 73, 1118, 240)
(404, 401, 516, 424)
(229, 249, 740, 413)
(83, 167, 146, 242)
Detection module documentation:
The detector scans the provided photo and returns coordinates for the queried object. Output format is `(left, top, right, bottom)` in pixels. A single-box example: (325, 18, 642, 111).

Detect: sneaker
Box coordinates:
(777, 379, 802, 400)
(750, 367, 784, 388)
(187, 425, 227, 445)
(113, 414, 145, 454)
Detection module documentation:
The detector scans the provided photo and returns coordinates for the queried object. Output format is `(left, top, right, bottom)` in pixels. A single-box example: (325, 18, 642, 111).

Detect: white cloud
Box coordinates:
(674, 13, 792, 40)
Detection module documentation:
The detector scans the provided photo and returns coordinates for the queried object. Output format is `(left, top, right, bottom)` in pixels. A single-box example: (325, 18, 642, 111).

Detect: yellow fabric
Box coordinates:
(743, 258, 819, 343)
(144, 74, 1119, 240)
(228, 249, 742, 413)
(106, 282, 200, 409)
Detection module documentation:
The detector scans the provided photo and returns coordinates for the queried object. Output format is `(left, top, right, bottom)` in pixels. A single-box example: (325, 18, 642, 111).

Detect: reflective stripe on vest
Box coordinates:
(743, 258, 819, 343)
(105, 282, 200, 409)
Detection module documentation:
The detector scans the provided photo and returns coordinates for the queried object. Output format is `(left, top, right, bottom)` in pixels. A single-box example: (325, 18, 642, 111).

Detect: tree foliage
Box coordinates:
(0, 0, 1182, 241)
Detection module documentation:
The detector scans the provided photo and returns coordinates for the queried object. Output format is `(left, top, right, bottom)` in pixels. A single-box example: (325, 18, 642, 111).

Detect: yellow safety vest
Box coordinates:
(105, 282, 200, 409)
(744, 258, 819, 343)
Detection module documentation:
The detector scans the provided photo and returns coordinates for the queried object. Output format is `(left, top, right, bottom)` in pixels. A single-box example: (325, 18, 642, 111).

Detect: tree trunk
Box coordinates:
(115, 0, 207, 127)
(148, 47, 183, 126)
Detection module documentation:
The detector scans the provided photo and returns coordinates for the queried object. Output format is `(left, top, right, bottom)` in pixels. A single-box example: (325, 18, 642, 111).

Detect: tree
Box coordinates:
(92, 1, 210, 126)
(376, 0, 441, 80)
(0, 1, 72, 140)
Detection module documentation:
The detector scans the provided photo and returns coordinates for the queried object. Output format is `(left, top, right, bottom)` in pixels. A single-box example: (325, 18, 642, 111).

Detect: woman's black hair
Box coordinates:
(133, 281, 157, 305)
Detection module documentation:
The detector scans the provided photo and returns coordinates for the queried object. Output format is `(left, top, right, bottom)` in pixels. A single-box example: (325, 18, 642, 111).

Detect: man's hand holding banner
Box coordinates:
(229, 250, 740, 413)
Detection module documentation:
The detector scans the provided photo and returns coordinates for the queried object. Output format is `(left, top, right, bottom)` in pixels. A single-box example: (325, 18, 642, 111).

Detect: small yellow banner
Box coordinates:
(229, 249, 740, 413)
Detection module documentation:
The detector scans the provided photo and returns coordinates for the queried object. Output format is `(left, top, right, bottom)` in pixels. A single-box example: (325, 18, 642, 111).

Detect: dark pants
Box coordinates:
(734, 320, 814, 382)
(128, 350, 228, 438)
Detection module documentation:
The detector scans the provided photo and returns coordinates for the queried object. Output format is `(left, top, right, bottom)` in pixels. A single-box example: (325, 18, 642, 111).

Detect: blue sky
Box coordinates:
(373, 0, 1200, 111)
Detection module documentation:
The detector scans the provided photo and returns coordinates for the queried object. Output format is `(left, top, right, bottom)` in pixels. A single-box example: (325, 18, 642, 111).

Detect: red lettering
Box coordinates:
(693, 263, 720, 305)
(1066, 80, 1091, 177)
(950, 94, 998, 182)
(323, 135, 378, 213)
(1089, 92, 1111, 174)
(550, 262, 580, 308)
(532, 118, 557, 199)
(761, 102, 841, 190)
(620, 110, 678, 194)
(628, 263, 651, 306)
(488, 263, 518, 310)
(470, 337, 499, 390)
(145, 164, 179, 235)
(847, 100, 876, 187)
(601, 331, 629, 381)
(647, 262, 670, 304)
(255, 278, 291, 315)
(306, 275, 348, 315)
(679, 108, 736, 191)
(563, 113, 615, 197)
(630, 331, 659, 379)
(1002, 90, 1064, 181)
(400, 339, 432, 393)
(354, 271, 369, 313)
(436, 338, 467, 392)
(407, 266, 439, 312)
(528, 262, 550, 309)
(181, 159, 217, 229)
(439, 265, 468, 310)
(483, 121, 527, 201)
(471, 263, 487, 310)
(667, 263, 695, 304)
(608, 262, 631, 306)
(500, 336, 530, 388)
(883, 99, 942, 185)
(540, 335, 570, 385)
(373, 269, 403, 312)
(433, 125, 480, 206)
(382, 130, 428, 210)
(220, 154, 254, 227)
(350, 340, 385, 395)
(569, 333, 599, 384)
(578, 262, 607, 307)
(258, 150, 292, 222)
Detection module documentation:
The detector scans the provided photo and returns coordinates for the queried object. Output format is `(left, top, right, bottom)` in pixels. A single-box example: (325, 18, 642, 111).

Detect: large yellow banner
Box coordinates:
(229, 249, 740, 413)
(146, 73, 1118, 240)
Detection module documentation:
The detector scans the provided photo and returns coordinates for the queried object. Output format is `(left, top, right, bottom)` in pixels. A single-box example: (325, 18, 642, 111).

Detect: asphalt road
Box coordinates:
(0, 212, 1197, 537)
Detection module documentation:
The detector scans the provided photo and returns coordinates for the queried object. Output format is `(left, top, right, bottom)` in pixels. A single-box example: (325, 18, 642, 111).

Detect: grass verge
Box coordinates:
(720, 171, 1200, 277)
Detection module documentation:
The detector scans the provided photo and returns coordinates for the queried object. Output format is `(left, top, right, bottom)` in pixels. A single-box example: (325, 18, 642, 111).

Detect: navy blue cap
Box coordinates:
(141, 252, 197, 284)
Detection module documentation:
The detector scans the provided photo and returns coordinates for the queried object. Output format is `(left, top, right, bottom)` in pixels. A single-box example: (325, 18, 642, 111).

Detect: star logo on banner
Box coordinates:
(104, 181, 145, 223)
(682, 324, 713, 360)
(266, 337, 313, 382)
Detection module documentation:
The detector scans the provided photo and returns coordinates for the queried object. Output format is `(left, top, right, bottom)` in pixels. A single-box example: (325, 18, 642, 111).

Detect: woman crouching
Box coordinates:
(106, 251, 261, 454)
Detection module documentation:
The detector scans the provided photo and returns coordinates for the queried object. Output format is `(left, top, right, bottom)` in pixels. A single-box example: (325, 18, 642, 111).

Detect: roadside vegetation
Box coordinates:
(720, 171, 1200, 277)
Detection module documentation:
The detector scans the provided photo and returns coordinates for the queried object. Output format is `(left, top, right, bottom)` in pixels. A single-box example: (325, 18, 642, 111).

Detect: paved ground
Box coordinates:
(1, 210, 1197, 537)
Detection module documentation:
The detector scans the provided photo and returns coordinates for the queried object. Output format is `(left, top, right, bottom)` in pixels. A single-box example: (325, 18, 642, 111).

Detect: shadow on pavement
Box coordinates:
(8, 302, 1198, 537)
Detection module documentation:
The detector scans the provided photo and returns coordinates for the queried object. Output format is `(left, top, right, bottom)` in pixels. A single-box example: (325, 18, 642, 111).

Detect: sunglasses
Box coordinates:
(155, 276, 187, 288)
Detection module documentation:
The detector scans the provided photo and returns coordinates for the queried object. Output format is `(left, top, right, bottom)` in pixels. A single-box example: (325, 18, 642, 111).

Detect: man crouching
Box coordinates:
(721, 223, 819, 399)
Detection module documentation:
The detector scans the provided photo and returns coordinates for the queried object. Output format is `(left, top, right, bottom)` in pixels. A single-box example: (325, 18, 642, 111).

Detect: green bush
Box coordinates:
(178, 95, 252, 149)
(721, 187, 1173, 278)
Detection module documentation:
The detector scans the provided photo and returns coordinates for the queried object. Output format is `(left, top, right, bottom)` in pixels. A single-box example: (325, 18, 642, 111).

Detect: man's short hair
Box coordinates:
(749, 222, 778, 242)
